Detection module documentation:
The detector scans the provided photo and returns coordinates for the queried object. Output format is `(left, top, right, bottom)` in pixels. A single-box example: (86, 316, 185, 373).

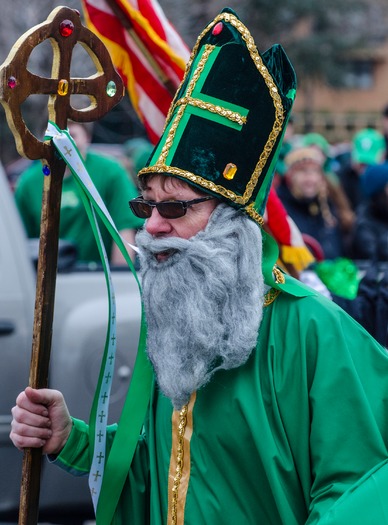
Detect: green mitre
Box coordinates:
(138, 7, 297, 225)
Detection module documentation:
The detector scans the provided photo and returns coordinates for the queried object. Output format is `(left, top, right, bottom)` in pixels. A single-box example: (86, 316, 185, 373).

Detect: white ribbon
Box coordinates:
(45, 121, 134, 512)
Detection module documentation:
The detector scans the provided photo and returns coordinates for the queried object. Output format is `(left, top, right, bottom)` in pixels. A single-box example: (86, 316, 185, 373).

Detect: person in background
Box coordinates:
(265, 185, 332, 298)
(337, 127, 386, 212)
(14, 121, 144, 265)
(277, 146, 344, 260)
(9, 9, 388, 525)
(265, 186, 315, 276)
(333, 160, 388, 347)
(301, 132, 355, 238)
(351, 162, 388, 261)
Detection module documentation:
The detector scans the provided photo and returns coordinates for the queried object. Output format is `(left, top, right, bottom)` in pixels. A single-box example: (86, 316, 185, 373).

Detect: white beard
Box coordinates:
(136, 204, 265, 409)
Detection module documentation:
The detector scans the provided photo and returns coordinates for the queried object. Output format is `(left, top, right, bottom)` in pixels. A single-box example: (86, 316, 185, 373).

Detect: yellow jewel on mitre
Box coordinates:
(223, 163, 237, 180)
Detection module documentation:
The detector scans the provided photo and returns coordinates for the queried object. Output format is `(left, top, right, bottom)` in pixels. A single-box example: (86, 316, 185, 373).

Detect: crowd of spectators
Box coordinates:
(273, 119, 388, 346)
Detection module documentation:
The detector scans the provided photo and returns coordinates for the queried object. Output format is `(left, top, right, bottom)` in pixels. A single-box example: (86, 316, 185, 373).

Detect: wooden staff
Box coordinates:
(0, 7, 124, 525)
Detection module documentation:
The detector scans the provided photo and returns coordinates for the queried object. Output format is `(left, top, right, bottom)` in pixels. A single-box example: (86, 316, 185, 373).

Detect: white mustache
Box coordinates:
(136, 231, 189, 255)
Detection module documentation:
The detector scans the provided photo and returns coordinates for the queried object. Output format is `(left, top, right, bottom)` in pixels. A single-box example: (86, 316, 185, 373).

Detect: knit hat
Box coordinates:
(138, 8, 297, 226)
(351, 128, 385, 165)
(301, 132, 330, 157)
(284, 146, 325, 171)
(361, 162, 388, 197)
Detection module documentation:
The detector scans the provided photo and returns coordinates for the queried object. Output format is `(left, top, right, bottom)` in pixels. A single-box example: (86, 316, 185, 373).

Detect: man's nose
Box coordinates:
(145, 208, 172, 236)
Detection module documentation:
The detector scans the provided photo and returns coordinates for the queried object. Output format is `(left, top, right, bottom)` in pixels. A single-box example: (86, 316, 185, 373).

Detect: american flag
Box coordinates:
(81, 0, 190, 144)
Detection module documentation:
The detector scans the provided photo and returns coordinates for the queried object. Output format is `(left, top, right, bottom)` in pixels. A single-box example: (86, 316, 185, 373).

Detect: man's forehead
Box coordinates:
(143, 174, 202, 194)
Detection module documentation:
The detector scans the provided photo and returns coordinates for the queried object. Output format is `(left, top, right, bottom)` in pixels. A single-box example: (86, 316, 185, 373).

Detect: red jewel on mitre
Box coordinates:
(212, 22, 224, 36)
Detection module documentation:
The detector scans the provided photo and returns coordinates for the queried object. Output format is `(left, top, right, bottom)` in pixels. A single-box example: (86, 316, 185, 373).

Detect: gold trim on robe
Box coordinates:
(167, 392, 196, 525)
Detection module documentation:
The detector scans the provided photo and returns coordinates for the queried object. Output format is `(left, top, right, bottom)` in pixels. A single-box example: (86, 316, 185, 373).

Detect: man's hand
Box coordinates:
(10, 387, 72, 455)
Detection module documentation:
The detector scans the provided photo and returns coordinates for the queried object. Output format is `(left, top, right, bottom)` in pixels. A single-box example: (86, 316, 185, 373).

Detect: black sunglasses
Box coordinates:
(129, 196, 215, 219)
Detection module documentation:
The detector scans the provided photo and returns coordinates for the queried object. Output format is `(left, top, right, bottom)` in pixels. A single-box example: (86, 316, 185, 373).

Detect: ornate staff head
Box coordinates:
(0, 6, 124, 162)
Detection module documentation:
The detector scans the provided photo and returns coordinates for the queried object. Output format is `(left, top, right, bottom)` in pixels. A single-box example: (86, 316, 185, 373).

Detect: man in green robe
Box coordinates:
(10, 8, 388, 525)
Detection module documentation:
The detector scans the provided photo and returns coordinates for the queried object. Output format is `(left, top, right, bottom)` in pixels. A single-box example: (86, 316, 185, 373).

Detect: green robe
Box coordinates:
(54, 288, 388, 524)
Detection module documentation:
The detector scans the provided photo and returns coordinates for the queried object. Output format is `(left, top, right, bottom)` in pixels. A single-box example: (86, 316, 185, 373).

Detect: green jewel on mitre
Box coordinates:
(138, 7, 297, 225)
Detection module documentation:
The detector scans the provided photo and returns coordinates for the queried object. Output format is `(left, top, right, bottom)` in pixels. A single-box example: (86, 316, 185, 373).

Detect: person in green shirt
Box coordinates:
(10, 9, 388, 525)
(14, 121, 144, 264)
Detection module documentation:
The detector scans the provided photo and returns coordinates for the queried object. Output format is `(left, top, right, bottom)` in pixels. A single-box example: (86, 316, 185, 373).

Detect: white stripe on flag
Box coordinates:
(123, 29, 166, 85)
(137, 85, 167, 135)
(149, 0, 190, 59)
